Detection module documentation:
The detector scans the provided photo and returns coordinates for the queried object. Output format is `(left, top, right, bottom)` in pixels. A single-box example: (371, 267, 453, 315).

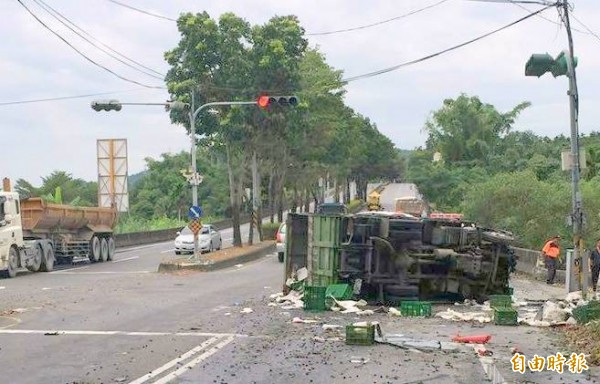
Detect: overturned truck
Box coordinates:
(284, 211, 516, 304)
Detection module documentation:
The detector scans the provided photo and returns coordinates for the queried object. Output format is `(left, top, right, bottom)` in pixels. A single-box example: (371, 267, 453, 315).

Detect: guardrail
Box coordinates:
(511, 246, 567, 284)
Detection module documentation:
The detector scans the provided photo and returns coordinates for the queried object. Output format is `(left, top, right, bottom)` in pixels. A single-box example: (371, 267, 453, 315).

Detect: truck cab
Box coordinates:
(0, 191, 25, 255)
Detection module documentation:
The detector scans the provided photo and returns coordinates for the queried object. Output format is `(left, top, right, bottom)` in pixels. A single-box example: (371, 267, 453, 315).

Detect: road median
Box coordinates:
(158, 241, 276, 273)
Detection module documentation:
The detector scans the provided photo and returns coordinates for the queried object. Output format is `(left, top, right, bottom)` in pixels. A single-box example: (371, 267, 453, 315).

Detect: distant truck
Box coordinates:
(0, 178, 117, 278)
(395, 196, 429, 217)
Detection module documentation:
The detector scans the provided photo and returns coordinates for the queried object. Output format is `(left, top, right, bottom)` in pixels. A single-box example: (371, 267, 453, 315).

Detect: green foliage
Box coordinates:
(115, 214, 219, 234)
(261, 222, 281, 240)
(347, 199, 364, 213)
(15, 171, 97, 206)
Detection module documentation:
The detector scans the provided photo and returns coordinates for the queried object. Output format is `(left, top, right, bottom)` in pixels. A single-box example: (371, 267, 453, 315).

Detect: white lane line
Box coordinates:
(51, 271, 151, 275)
(152, 336, 235, 384)
(112, 256, 140, 263)
(49, 266, 90, 274)
(472, 344, 508, 384)
(128, 337, 221, 384)
(0, 329, 247, 338)
(160, 249, 175, 254)
(117, 243, 170, 253)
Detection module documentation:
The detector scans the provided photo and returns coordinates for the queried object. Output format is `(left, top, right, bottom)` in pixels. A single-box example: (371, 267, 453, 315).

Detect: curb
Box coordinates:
(157, 242, 276, 273)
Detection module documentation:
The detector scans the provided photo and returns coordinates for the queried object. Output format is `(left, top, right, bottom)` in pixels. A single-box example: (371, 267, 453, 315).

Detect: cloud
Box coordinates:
(2, 0, 600, 184)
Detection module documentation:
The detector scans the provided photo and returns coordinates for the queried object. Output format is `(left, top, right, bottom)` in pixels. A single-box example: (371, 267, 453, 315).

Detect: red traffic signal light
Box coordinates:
(257, 95, 298, 109)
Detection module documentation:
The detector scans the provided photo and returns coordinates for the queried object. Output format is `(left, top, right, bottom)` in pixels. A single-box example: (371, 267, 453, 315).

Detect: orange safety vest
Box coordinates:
(542, 240, 560, 258)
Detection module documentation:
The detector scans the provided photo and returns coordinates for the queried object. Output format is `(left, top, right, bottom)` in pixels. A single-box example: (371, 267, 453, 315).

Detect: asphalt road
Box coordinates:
(0, 225, 596, 383)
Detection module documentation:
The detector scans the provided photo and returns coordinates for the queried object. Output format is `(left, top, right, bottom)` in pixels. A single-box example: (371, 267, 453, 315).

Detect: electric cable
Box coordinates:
(34, 0, 165, 78)
(16, 0, 165, 89)
(107, 0, 176, 22)
(0, 88, 150, 106)
(338, 4, 553, 84)
(307, 0, 451, 36)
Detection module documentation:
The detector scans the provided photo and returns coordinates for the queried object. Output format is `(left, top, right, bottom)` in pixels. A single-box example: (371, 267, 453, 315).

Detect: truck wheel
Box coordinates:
(107, 237, 116, 261)
(100, 238, 109, 262)
(89, 236, 100, 263)
(2, 246, 19, 278)
(26, 245, 43, 272)
(40, 246, 54, 272)
(278, 252, 284, 263)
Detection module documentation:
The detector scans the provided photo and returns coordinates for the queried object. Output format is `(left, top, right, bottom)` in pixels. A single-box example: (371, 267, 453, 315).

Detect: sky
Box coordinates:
(2, 0, 600, 186)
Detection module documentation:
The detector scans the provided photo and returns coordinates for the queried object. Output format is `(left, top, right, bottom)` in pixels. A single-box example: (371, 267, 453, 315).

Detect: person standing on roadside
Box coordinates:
(590, 240, 600, 292)
(542, 235, 561, 285)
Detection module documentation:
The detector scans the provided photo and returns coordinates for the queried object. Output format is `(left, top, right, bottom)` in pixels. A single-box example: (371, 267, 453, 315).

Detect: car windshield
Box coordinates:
(180, 227, 193, 236)
(280, 224, 286, 234)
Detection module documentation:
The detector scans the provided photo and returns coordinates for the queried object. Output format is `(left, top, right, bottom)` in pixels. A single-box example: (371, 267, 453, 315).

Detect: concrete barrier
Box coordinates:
(512, 246, 566, 284)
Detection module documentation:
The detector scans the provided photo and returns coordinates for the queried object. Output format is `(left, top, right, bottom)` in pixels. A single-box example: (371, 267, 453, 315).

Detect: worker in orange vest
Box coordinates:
(542, 235, 561, 285)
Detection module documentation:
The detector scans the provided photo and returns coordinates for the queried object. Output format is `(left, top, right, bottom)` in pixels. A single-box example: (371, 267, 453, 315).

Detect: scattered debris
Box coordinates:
(350, 356, 370, 364)
(388, 307, 402, 317)
(452, 334, 491, 344)
(322, 324, 343, 331)
(113, 377, 128, 383)
(44, 331, 59, 336)
(435, 309, 492, 323)
(375, 334, 440, 352)
(267, 303, 278, 307)
(224, 312, 231, 316)
(240, 308, 253, 314)
(292, 317, 319, 324)
(235, 264, 243, 268)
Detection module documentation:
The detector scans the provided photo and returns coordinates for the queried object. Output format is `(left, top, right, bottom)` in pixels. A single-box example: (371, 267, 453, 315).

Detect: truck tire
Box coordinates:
(40, 246, 54, 272)
(89, 236, 100, 263)
(107, 237, 116, 261)
(2, 246, 19, 278)
(100, 238, 109, 262)
(26, 244, 43, 272)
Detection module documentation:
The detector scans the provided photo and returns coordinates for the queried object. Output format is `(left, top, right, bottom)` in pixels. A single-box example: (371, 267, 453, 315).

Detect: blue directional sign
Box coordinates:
(188, 205, 203, 219)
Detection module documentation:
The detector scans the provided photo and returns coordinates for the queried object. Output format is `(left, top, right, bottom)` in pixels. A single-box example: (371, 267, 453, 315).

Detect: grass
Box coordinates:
(114, 215, 220, 234)
(564, 319, 600, 365)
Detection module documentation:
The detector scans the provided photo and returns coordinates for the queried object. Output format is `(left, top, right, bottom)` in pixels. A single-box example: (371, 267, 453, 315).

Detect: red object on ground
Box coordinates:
(452, 334, 492, 344)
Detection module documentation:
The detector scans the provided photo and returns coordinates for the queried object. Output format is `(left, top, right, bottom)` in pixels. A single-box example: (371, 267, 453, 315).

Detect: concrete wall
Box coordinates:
(114, 213, 258, 249)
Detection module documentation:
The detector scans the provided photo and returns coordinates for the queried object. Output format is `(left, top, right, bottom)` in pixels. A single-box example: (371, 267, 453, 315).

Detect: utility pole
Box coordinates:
(561, 1, 587, 298)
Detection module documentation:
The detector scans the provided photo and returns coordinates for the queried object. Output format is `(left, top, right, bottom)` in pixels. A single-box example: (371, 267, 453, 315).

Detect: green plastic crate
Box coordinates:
(326, 284, 353, 300)
(494, 307, 518, 326)
(345, 324, 375, 346)
(489, 295, 512, 308)
(573, 304, 600, 324)
(400, 301, 432, 317)
(504, 287, 514, 295)
(304, 286, 327, 312)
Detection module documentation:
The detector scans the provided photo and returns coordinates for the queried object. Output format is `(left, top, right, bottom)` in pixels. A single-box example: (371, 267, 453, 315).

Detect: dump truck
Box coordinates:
(284, 211, 516, 304)
(0, 179, 118, 278)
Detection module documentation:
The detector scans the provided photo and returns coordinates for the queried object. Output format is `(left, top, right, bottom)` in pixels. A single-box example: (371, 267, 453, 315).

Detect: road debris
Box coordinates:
(292, 317, 319, 324)
(452, 334, 491, 344)
(350, 356, 370, 364)
(44, 331, 59, 336)
(435, 308, 492, 323)
(240, 307, 253, 314)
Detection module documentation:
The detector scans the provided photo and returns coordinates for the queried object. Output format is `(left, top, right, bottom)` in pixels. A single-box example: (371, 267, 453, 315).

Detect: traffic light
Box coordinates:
(91, 100, 122, 111)
(257, 95, 299, 109)
(525, 52, 578, 78)
(165, 100, 187, 112)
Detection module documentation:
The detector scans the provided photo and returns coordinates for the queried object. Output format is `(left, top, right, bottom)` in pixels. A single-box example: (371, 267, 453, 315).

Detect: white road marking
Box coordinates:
(473, 344, 508, 384)
(117, 243, 170, 253)
(51, 271, 151, 275)
(160, 249, 175, 254)
(49, 266, 90, 274)
(112, 256, 140, 263)
(152, 336, 235, 384)
(0, 286, 5, 290)
(128, 337, 221, 384)
(0, 329, 247, 338)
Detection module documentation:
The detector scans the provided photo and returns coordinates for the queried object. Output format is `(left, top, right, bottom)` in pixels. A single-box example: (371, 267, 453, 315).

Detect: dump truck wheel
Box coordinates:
(89, 236, 100, 263)
(107, 237, 116, 261)
(40, 246, 54, 272)
(2, 246, 19, 278)
(278, 252, 284, 263)
(26, 245, 43, 272)
(100, 238, 109, 262)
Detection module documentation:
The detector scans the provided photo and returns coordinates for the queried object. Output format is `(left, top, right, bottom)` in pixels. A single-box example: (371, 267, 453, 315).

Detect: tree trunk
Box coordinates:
(226, 143, 242, 247)
(268, 170, 275, 224)
(304, 187, 310, 213)
(292, 185, 298, 213)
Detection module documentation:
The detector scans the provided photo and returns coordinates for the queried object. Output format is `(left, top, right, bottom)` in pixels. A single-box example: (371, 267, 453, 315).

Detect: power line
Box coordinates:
(569, 11, 600, 43)
(107, 0, 176, 22)
(0, 88, 150, 106)
(509, 0, 588, 34)
(339, 4, 553, 84)
(32, 0, 164, 80)
(16, 0, 165, 89)
(307, 0, 451, 36)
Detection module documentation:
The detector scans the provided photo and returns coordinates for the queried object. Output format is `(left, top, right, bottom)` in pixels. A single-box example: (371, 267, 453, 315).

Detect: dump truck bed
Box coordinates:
(21, 198, 117, 234)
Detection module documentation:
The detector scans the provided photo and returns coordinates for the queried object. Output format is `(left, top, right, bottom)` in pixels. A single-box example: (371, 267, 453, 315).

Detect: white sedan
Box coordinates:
(174, 224, 222, 255)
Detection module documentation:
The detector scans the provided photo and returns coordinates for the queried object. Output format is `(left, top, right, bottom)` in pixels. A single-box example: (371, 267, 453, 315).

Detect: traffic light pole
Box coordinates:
(187, 98, 258, 261)
(562, 2, 587, 299)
